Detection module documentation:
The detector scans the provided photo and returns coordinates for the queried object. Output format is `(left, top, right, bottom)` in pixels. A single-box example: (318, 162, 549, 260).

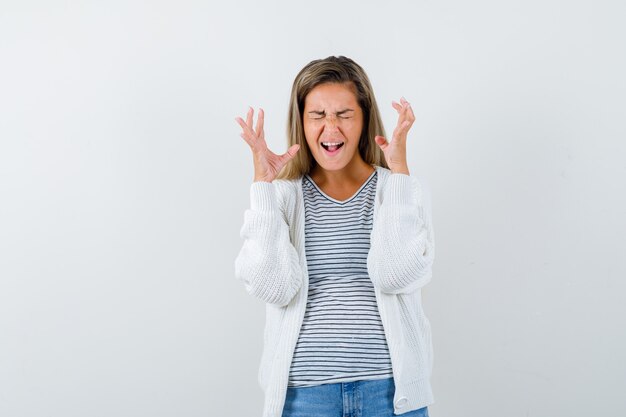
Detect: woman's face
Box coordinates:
(303, 82, 365, 173)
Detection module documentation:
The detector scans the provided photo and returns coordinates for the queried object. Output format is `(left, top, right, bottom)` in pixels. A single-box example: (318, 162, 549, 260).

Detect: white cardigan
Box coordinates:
(235, 165, 435, 417)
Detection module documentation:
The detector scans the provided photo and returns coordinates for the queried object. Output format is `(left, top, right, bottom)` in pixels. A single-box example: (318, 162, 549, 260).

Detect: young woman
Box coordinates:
(235, 56, 435, 417)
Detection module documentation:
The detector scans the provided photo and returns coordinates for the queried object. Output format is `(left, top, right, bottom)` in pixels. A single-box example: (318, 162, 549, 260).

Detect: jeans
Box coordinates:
(281, 377, 429, 417)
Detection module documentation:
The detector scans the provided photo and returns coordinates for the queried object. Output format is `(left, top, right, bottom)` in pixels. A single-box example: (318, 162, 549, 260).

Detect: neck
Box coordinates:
(310, 157, 374, 187)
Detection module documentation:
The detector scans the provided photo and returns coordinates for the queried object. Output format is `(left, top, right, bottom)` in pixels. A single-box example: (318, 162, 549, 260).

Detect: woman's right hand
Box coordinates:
(235, 107, 300, 183)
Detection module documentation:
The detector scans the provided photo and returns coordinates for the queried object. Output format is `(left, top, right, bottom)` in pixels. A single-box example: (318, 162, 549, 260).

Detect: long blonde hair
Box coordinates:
(277, 56, 388, 180)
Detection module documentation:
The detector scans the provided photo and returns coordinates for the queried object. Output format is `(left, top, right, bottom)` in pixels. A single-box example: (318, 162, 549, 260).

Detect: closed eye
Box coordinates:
(309, 114, 352, 120)
(307, 110, 354, 120)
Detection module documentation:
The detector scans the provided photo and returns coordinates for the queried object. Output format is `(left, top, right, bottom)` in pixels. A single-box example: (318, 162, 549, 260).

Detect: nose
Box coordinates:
(324, 115, 339, 131)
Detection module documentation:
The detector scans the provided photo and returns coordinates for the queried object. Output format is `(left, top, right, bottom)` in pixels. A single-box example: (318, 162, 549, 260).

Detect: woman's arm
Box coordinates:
(367, 173, 435, 294)
(234, 181, 304, 306)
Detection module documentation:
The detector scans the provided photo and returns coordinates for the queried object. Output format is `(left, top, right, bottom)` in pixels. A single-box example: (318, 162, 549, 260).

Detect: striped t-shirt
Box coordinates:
(287, 170, 393, 388)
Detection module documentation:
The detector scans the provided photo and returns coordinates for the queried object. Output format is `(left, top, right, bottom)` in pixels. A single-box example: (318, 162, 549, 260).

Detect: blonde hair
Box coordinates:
(277, 56, 388, 180)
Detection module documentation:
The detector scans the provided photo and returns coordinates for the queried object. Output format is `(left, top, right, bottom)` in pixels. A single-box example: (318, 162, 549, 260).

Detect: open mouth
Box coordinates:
(321, 141, 345, 153)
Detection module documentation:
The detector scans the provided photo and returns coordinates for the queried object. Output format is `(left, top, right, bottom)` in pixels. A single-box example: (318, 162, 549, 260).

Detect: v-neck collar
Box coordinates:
(304, 169, 377, 204)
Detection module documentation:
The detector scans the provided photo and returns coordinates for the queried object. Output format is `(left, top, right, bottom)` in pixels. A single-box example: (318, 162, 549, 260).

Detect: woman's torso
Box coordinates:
(287, 169, 393, 387)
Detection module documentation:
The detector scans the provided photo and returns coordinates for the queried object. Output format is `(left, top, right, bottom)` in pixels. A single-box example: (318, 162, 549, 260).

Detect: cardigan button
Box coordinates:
(395, 397, 408, 408)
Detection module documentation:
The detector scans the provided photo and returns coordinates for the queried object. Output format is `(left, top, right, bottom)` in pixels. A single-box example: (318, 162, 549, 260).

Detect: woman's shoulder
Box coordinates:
(272, 177, 301, 194)
(374, 165, 431, 206)
(374, 165, 428, 187)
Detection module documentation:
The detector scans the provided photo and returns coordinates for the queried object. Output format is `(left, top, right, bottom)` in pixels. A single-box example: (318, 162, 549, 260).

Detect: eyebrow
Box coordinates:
(307, 108, 355, 115)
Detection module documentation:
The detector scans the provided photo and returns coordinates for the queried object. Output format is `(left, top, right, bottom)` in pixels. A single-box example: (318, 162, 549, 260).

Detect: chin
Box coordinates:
(315, 158, 353, 172)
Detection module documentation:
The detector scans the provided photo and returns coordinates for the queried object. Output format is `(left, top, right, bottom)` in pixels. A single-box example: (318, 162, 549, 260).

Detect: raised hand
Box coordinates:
(374, 97, 415, 175)
(235, 107, 300, 183)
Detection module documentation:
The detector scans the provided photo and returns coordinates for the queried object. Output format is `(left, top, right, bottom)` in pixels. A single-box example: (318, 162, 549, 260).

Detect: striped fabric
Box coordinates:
(287, 170, 393, 388)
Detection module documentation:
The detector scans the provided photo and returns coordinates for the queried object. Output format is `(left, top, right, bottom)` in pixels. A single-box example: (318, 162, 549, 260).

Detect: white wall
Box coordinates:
(1, 1, 624, 416)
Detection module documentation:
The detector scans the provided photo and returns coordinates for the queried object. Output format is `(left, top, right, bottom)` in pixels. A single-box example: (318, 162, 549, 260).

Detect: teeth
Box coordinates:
(322, 141, 343, 146)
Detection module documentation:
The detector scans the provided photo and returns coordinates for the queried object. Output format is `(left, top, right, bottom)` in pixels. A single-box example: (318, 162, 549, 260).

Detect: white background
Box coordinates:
(1, 1, 625, 416)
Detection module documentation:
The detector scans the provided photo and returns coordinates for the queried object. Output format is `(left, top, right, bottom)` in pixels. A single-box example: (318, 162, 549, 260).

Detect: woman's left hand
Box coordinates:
(375, 97, 415, 175)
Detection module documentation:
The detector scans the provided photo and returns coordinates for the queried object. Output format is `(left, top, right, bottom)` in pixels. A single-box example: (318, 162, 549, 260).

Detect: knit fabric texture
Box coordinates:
(235, 165, 435, 417)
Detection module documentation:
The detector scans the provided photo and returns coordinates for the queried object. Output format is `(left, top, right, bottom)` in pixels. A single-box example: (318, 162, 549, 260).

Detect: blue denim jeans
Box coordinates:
(281, 377, 429, 417)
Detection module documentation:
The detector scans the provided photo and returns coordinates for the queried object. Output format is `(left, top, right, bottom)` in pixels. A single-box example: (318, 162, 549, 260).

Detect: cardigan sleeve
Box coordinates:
(367, 173, 435, 294)
(234, 181, 304, 306)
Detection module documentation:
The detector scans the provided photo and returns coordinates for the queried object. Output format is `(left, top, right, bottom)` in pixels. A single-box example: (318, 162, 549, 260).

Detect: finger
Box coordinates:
(394, 97, 410, 111)
(392, 120, 411, 140)
(246, 106, 254, 128)
(235, 116, 259, 146)
(400, 97, 412, 112)
(235, 116, 250, 133)
(398, 99, 415, 130)
(393, 99, 411, 127)
(405, 102, 415, 122)
(400, 98, 410, 116)
(239, 132, 255, 148)
(393, 111, 409, 132)
(401, 98, 415, 121)
(235, 116, 255, 136)
(255, 108, 264, 139)
(282, 144, 300, 162)
(398, 120, 411, 132)
(288, 144, 300, 157)
(375, 135, 388, 150)
(391, 103, 407, 134)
